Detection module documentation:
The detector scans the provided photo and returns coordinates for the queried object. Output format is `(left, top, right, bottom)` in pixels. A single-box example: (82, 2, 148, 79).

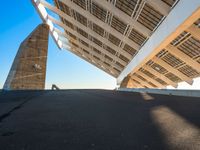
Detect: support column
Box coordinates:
(3, 23, 49, 90)
(120, 74, 135, 88)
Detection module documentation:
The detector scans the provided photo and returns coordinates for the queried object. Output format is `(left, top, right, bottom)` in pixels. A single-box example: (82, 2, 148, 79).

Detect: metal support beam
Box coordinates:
(186, 24, 200, 39)
(66, 0, 141, 50)
(41, 0, 136, 58)
(155, 58, 193, 85)
(166, 44, 200, 73)
(92, 0, 151, 37)
(117, 0, 200, 84)
(73, 47, 120, 75)
(66, 44, 119, 76)
(52, 23, 127, 66)
(147, 0, 171, 16)
(131, 75, 154, 88)
(131, 80, 145, 88)
(32, 0, 62, 49)
(136, 71, 165, 88)
(66, 39, 123, 72)
(144, 65, 178, 88)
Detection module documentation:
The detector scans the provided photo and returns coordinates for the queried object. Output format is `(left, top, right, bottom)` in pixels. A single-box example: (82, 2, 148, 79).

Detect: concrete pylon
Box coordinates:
(120, 74, 135, 88)
(3, 24, 49, 90)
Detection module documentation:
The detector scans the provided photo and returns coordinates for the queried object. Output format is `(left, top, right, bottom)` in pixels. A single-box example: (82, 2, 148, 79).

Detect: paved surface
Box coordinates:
(0, 90, 200, 150)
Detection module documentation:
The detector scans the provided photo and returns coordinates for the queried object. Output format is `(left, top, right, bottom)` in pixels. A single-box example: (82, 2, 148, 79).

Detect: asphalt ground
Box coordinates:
(0, 89, 200, 150)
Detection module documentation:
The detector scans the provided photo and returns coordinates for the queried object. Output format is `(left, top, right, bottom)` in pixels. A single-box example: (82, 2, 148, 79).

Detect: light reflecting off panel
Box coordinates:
(37, 3, 48, 20)
(140, 92, 154, 101)
(151, 106, 200, 149)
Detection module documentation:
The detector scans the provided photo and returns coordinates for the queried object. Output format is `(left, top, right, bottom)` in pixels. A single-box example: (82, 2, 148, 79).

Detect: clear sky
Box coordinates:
(0, 0, 199, 90)
(0, 0, 116, 89)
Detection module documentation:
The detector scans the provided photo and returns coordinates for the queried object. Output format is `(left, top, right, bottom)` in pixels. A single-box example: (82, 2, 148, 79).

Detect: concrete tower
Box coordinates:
(3, 23, 49, 90)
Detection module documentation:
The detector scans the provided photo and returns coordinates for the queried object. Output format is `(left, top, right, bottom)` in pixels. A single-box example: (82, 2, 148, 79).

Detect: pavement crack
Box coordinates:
(0, 91, 46, 123)
(0, 100, 27, 123)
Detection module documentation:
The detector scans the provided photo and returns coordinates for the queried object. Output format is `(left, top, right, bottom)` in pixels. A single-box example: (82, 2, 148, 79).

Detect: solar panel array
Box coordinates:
(53, 0, 178, 77)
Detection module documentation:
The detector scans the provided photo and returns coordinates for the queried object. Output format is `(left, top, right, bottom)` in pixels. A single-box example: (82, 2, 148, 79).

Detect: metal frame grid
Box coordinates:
(130, 17, 200, 88)
(32, 0, 184, 84)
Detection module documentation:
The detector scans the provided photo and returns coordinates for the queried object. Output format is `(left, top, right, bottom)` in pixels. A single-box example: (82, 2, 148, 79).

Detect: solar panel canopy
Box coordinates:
(32, 0, 200, 88)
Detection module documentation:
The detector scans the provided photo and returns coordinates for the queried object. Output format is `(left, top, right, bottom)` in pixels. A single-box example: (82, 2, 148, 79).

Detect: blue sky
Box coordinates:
(0, 0, 116, 89)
